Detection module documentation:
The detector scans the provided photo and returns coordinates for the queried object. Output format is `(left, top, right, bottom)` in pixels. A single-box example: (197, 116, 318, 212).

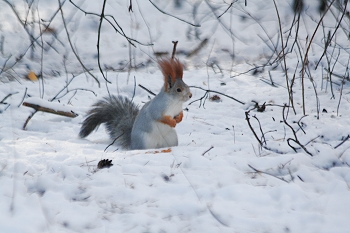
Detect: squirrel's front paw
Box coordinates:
(159, 115, 177, 128)
(174, 111, 183, 123)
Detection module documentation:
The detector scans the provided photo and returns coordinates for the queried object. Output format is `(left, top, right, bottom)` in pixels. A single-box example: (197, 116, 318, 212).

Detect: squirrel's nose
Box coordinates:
(189, 93, 192, 99)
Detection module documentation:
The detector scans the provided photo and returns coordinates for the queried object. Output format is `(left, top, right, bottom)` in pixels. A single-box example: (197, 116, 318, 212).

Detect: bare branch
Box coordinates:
(217, 1, 236, 19)
(334, 135, 350, 149)
(202, 146, 214, 156)
(245, 112, 263, 147)
(300, 0, 336, 115)
(22, 102, 78, 118)
(138, 84, 156, 96)
(128, 0, 133, 12)
(96, 0, 111, 84)
(0, 92, 18, 104)
(69, 0, 153, 47)
(149, 0, 200, 27)
(272, 0, 295, 114)
(282, 104, 313, 156)
(248, 164, 289, 183)
(189, 86, 245, 106)
(58, 0, 101, 87)
(171, 41, 178, 59)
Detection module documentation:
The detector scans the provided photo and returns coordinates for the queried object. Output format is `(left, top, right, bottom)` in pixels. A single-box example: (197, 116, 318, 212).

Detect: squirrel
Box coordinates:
(79, 58, 192, 150)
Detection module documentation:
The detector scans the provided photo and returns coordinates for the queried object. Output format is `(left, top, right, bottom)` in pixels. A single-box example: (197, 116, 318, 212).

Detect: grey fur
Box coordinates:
(79, 95, 139, 149)
(130, 79, 191, 149)
(79, 60, 192, 150)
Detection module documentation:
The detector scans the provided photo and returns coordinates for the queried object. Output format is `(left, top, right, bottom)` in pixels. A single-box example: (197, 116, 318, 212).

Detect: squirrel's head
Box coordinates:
(158, 58, 192, 101)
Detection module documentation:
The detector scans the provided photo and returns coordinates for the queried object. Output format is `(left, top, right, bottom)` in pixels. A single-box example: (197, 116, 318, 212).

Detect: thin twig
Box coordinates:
(23, 110, 38, 130)
(296, 115, 308, 134)
(248, 164, 289, 183)
(149, 0, 200, 27)
(69, 0, 151, 46)
(300, 0, 336, 115)
(128, 0, 133, 12)
(305, 135, 321, 146)
(337, 76, 346, 116)
(96, 0, 111, 84)
(2, 0, 43, 49)
(202, 146, 214, 156)
(138, 84, 156, 96)
(37, 8, 45, 99)
(171, 41, 178, 59)
(18, 88, 28, 107)
(131, 76, 137, 102)
(58, 0, 101, 87)
(53, 88, 97, 100)
(245, 112, 263, 146)
(217, 1, 235, 19)
(315, 0, 348, 69)
(189, 86, 245, 106)
(272, 0, 295, 114)
(0, 92, 18, 104)
(204, 0, 240, 41)
(282, 104, 313, 156)
(252, 115, 266, 145)
(334, 135, 350, 149)
(306, 64, 321, 119)
(104, 131, 124, 152)
(50, 75, 77, 101)
(1, 0, 64, 77)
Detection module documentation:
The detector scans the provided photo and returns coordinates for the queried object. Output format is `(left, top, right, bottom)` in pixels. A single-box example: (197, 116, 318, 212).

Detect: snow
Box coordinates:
(23, 97, 78, 113)
(1, 0, 350, 232)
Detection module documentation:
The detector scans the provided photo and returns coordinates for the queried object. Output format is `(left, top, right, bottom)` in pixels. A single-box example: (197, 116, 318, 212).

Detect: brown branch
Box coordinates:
(315, 0, 348, 69)
(69, 0, 151, 47)
(96, 0, 111, 84)
(245, 111, 263, 147)
(252, 115, 266, 144)
(149, 0, 200, 27)
(23, 110, 37, 130)
(300, 0, 336, 115)
(171, 41, 178, 59)
(272, 0, 295, 114)
(189, 86, 245, 106)
(217, 1, 235, 19)
(248, 164, 289, 183)
(334, 135, 350, 149)
(282, 104, 313, 156)
(138, 84, 156, 96)
(58, 0, 101, 87)
(22, 102, 78, 118)
(128, 0, 133, 12)
(0, 92, 18, 104)
(202, 146, 214, 156)
(2, 0, 43, 49)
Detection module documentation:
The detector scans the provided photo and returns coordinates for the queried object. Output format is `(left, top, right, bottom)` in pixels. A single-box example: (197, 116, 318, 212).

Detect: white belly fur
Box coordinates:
(165, 103, 183, 118)
(143, 121, 178, 149)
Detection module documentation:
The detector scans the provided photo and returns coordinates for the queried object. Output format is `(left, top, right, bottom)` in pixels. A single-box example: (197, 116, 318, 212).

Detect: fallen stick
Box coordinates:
(22, 102, 78, 118)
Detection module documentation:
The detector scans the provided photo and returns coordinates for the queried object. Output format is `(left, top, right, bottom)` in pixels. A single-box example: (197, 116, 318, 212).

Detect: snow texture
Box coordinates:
(1, 0, 350, 232)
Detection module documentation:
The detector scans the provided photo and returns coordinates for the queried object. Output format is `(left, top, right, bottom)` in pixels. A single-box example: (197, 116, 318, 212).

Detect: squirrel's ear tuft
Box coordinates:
(172, 58, 183, 80)
(159, 58, 184, 91)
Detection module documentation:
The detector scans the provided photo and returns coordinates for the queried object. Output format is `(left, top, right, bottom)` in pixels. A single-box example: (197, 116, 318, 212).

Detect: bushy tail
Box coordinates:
(79, 95, 139, 149)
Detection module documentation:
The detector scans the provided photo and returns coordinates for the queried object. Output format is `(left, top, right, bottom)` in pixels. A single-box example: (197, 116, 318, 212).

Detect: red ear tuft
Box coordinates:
(158, 58, 184, 91)
(159, 58, 175, 84)
(172, 58, 183, 80)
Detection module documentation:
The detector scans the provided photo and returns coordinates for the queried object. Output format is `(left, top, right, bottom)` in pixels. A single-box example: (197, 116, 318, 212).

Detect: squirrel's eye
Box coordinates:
(177, 88, 182, 92)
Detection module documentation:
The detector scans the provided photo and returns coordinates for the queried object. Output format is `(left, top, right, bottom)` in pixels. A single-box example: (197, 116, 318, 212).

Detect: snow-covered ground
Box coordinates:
(1, 0, 350, 232)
